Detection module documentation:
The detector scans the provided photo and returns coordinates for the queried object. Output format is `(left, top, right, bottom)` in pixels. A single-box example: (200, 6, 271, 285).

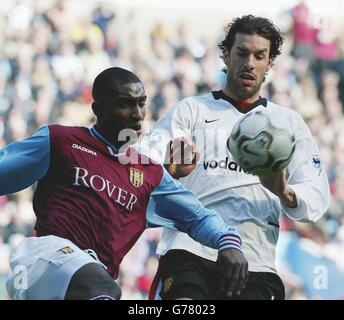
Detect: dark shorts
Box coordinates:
(157, 249, 285, 300)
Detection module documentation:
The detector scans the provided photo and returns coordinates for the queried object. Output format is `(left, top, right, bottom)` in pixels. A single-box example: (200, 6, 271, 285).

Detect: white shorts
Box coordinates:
(6, 235, 101, 300)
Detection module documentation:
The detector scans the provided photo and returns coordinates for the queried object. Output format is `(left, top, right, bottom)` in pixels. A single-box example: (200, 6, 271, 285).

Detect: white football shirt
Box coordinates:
(139, 91, 330, 272)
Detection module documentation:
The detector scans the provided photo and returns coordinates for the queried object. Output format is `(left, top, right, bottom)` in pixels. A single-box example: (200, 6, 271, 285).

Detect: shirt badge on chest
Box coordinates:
(129, 167, 144, 188)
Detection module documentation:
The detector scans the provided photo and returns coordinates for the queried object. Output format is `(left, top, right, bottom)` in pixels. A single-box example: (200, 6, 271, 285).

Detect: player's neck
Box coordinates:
(94, 124, 121, 150)
(223, 87, 260, 105)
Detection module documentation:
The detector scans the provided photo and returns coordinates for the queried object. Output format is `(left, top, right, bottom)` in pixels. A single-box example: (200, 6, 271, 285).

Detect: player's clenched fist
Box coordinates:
(164, 137, 200, 179)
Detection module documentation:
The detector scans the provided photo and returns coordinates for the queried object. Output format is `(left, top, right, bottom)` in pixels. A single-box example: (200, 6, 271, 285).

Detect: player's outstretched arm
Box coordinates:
(259, 114, 330, 222)
(146, 167, 248, 296)
(258, 170, 297, 208)
(0, 126, 50, 195)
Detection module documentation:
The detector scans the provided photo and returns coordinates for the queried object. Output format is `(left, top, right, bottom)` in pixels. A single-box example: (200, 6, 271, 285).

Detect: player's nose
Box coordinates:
(131, 104, 145, 121)
(243, 54, 255, 69)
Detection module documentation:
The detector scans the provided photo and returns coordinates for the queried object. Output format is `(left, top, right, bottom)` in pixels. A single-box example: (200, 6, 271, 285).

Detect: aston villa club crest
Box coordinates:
(129, 167, 144, 187)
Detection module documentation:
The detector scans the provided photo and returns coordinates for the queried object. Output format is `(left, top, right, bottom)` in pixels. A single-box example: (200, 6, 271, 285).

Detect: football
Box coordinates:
(227, 109, 296, 176)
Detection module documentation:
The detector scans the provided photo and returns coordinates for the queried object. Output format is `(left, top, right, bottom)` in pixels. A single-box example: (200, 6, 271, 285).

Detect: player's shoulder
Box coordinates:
(265, 101, 309, 136)
(173, 93, 219, 117)
(266, 101, 303, 120)
(48, 124, 88, 136)
(184, 92, 214, 103)
(47, 124, 90, 144)
(175, 93, 214, 108)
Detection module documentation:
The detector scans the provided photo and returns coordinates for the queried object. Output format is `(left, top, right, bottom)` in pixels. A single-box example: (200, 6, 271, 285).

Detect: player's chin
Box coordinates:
(127, 133, 140, 145)
(245, 80, 262, 93)
(239, 86, 259, 99)
(114, 130, 140, 149)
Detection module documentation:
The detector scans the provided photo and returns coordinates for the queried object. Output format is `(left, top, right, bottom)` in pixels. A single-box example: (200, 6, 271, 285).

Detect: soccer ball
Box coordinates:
(227, 109, 296, 176)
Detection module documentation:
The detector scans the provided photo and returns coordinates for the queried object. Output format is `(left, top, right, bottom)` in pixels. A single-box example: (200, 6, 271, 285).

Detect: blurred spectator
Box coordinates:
(91, 3, 116, 36)
(290, 1, 317, 60)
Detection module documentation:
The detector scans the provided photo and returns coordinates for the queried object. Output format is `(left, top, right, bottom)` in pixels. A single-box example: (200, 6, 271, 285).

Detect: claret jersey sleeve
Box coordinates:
(283, 112, 330, 222)
(0, 126, 50, 195)
(146, 167, 242, 252)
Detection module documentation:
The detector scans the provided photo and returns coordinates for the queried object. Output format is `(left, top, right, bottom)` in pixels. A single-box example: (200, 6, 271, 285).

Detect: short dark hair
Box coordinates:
(218, 15, 284, 62)
(92, 67, 142, 103)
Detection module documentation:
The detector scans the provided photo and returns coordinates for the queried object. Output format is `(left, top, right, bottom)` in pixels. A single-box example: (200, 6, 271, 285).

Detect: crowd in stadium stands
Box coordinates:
(0, 1, 344, 299)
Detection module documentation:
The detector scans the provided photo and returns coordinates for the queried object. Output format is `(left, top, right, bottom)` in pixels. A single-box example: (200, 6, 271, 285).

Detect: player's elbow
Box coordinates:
(303, 197, 330, 223)
(311, 185, 331, 222)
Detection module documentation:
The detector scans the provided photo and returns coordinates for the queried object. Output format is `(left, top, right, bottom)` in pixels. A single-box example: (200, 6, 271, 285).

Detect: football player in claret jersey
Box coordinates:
(0, 67, 248, 300)
(142, 15, 330, 300)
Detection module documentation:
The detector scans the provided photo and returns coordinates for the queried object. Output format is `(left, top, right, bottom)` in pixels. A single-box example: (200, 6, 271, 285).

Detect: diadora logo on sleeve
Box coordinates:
(72, 144, 97, 156)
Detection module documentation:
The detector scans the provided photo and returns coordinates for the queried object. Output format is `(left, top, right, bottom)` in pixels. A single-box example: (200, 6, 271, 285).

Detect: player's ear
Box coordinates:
(266, 58, 272, 72)
(92, 102, 101, 117)
(263, 58, 273, 82)
(223, 48, 230, 66)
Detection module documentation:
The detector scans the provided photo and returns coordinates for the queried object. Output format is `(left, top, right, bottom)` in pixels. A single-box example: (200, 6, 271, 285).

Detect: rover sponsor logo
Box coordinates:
(73, 167, 138, 212)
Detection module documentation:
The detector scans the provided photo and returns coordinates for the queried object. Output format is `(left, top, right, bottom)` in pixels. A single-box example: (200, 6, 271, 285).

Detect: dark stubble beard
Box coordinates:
(227, 72, 264, 101)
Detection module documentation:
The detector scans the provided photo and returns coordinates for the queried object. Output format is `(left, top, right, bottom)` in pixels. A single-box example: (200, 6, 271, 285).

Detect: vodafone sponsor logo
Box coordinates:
(203, 157, 250, 174)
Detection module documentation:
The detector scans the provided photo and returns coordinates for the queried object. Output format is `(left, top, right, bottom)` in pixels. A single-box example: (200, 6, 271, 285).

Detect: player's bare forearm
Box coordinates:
(278, 185, 297, 208)
(258, 171, 297, 208)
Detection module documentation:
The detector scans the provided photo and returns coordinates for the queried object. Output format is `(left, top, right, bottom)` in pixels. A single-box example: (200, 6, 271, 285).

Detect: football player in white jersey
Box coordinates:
(141, 15, 330, 300)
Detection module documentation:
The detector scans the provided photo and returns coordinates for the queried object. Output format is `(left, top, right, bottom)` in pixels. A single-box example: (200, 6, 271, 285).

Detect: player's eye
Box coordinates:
(116, 98, 138, 107)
